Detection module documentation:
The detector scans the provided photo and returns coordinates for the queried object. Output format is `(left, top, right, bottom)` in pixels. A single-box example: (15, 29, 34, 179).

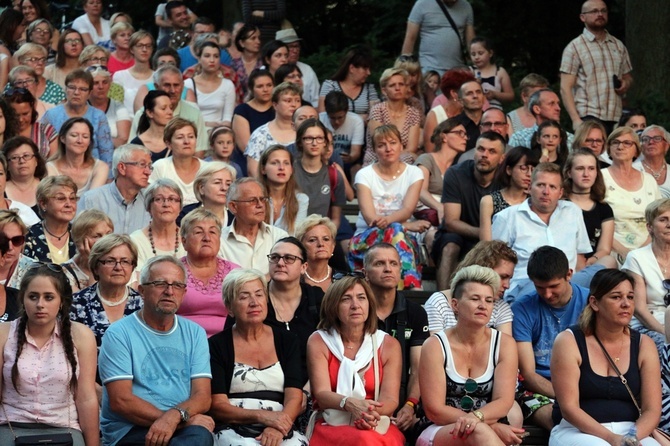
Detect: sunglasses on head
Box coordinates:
(28, 262, 64, 274)
(332, 271, 365, 282)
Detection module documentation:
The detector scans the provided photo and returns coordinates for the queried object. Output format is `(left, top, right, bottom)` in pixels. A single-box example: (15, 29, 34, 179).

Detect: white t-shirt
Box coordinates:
(318, 111, 364, 157)
(149, 157, 208, 206)
(188, 78, 236, 124)
(105, 99, 131, 139)
(9, 200, 39, 227)
(113, 69, 154, 113)
(72, 14, 112, 50)
(353, 163, 423, 234)
(622, 243, 665, 324)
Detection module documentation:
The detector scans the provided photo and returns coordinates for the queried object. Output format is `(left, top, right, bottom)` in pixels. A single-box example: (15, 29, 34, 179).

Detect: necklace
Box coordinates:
(148, 223, 180, 256)
(97, 285, 129, 307)
(304, 266, 331, 284)
(42, 221, 69, 241)
(545, 304, 564, 324)
(270, 294, 294, 330)
(375, 162, 403, 180)
(642, 161, 666, 180)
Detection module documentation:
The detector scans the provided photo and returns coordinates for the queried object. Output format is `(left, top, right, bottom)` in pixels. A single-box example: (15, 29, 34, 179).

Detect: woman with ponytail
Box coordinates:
(0, 263, 99, 445)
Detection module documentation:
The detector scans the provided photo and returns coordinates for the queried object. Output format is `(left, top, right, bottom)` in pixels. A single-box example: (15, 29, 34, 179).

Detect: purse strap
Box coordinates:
(433, 0, 466, 57)
(372, 333, 380, 401)
(593, 333, 642, 416)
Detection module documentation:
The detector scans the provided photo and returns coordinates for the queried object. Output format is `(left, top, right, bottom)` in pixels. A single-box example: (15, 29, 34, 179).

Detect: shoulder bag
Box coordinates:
(434, 0, 469, 64)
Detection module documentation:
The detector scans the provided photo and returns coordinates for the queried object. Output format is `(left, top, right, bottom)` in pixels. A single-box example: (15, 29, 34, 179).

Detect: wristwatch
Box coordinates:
(473, 410, 485, 422)
(172, 406, 190, 423)
(339, 396, 349, 409)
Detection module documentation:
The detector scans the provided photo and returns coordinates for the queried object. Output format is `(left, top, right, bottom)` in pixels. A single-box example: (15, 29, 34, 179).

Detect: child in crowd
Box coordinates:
(422, 70, 440, 114)
(469, 36, 514, 108)
(207, 126, 243, 179)
(532, 120, 569, 169)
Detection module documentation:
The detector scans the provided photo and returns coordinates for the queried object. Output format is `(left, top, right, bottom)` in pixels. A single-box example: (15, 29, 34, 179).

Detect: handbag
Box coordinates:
(1, 403, 73, 446)
(594, 334, 670, 446)
(433, 0, 469, 64)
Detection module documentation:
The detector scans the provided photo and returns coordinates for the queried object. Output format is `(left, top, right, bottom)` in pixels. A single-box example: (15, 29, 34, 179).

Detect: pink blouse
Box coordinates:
(177, 257, 240, 337)
(1, 319, 80, 429)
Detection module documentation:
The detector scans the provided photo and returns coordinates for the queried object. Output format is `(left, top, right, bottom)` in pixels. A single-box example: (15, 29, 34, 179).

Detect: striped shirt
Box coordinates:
(424, 290, 514, 332)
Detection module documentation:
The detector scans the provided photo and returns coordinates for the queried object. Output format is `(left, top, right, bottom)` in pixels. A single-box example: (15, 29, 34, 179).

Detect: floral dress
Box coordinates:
(23, 222, 76, 263)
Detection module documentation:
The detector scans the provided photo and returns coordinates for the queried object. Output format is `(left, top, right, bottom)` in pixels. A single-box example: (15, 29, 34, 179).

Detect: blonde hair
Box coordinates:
(71, 209, 113, 245)
(450, 265, 500, 300)
(193, 161, 237, 203)
(36, 176, 78, 218)
(221, 268, 267, 314)
(295, 214, 337, 241)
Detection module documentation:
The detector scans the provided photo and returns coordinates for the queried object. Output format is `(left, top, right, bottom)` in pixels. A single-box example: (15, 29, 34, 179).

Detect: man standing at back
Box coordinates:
(560, 0, 633, 133)
(401, 0, 474, 74)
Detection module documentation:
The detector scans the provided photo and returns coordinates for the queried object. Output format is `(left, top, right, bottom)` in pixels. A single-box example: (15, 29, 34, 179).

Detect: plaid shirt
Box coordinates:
(560, 28, 632, 121)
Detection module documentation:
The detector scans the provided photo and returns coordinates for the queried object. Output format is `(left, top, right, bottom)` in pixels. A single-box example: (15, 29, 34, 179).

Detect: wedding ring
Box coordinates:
(466, 424, 471, 429)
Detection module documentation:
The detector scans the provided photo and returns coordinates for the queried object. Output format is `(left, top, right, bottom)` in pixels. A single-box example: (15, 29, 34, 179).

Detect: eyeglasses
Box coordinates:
(459, 378, 478, 411)
(302, 136, 325, 144)
(232, 197, 269, 206)
(98, 259, 134, 268)
(663, 280, 670, 306)
(7, 153, 35, 163)
(12, 78, 36, 88)
(5, 87, 30, 96)
(49, 194, 77, 204)
(66, 85, 90, 93)
(152, 197, 181, 204)
(517, 164, 534, 173)
(85, 64, 109, 73)
(333, 271, 366, 281)
(142, 280, 187, 292)
(5, 235, 25, 246)
(641, 136, 666, 144)
(582, 8, 608, 15)
(21, 57, 47, 64)
(268, 253, 304, 264)
(447, 130, 468, 138)
(480, 121, 507, 129)
(585, 138, 604, 145)
(134, 43, 153, 50)
(123, 161, 153, 171)
(64, 38, 82, 45)
(88, 56, 109, 64)
(610, 139, 636, 148)
(31, 28, 51, 35)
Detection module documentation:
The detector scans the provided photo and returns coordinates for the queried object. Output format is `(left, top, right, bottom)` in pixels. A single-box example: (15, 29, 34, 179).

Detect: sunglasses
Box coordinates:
(333, 271, 365, 281)
(663, 280, 670, 306)
(459, 378, 478, 411)
(5, 235, 25, 246)
(28, 262, 64, 274)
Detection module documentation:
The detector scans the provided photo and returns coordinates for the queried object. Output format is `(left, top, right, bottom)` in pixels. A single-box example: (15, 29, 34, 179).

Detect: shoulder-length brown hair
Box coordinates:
(562, 148, 606, 202)
(579, 268, 634, 336)
(318, 275, 377, 335)
(259, 145, 301, 235)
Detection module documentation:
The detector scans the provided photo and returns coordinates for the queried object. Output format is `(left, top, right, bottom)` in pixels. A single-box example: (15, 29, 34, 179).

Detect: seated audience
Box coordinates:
(2, 136, 46, 215)
(24, 176, 77, 263)
(46, 117, 109, 196)
(509, 88, 574, 149)
(349, 125, 430, 290)
(0, 152, 38, 226)
(179, 161, 236, 227)
(229, 23, 263, 99)
(13, 43, 65, 105)
(507, 73, 550, 135)
(260, 40, 288, 78)
(634, 125, 670, 198)
(4, 82, 56, 155)
(572, 120, 609, 167)
(63, 209, 113, 292)
(276, 28, 319, 106)
(418, 265, 520, 446)
(44, 29, 84, 89)
(131, 90, 174, 161)
(177, 208, 239, 337)
(296, 215, 340, 292)
(0, 210, 34, 289)
(88, 65, 131, 148)
(73, 0, 112, 48)
(209, 268, 308, 445)
(319, 90, 364, 168)
(306, 274, 404, 445)
(259, 144, 308, 235)
(77, 144, 152, 235)
(98, 255, 214, 446)
(618, 108, 647, 133)
(107, 22, 135, 74)
(112, 30, 155, 113)
(78, 44, 124, 104)
(24, 19, 57, 65)
(207, 127, 243, 178)
(531, 120, 569, 169)
(549, 269, 662, 445)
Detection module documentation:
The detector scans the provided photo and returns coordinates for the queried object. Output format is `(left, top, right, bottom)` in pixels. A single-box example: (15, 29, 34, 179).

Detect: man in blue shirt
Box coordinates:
(512, 246, 589, 432)
(99, 256, 214, 446)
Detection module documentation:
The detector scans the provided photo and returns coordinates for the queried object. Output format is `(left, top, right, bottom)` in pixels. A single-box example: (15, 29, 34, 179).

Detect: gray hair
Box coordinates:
(143, 178, 183, 212)
(528, 88, 555, 117)
(641, 125, 670, 145)
(27, 18, 54, 39)
(88, 234, 138, 281)
(179, 207, 222, 240)
(295, 214, 337, 241)
(153, 64, 183, 85)
(8, 65, 38, 83)
(139, 255, 187, 286)
(112, 144, 152, 178)
(450, 265, 501, 300)
(221, 268, 267, 314)
(228, 177, 264, 202)
(193, 161, 237, 203)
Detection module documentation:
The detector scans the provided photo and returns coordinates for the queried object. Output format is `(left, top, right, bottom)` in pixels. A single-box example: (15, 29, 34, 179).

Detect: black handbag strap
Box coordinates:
(434, 0, 466, 57)
(593, 333, 642, 416)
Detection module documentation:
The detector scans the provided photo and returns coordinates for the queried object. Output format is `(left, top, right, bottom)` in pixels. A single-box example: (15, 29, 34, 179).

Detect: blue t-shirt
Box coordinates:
(511, 283, 589, 379)
(99, 312, 212, 446)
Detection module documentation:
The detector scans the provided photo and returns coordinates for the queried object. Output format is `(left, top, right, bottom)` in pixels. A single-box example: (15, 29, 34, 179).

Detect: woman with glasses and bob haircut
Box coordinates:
(622, 198, 670, 350)
(23, 175, 78, 263)
(417, 265, 520, 446)
(2, 135, 47, 215)
(602, 127, 661, 264)
(0, 263, 100, 445)
(549, 269, 662, 445)
(13, 43, 66, 105)
(307, 273, 404, 445)
(70, 233, 142, 348)
(176, 208, 240, 337)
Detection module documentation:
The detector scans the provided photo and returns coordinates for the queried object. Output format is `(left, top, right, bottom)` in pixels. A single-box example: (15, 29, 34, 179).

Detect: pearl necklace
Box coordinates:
(97, 285, 129, 307)
(304, 266, 331, 284)
(148, 223, 180, 256)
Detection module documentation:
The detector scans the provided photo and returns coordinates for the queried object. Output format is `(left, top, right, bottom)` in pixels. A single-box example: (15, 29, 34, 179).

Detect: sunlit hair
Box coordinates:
(129, 30, 154, 54)
(606, 126, 640, 158)
(394, 56, 422, 97)
(221, 267, 267, 313)
(14, 42, 47, 65)
(143, 178, 183, 212)
(518, 73, 549, 99)
(562, 148, 606, 202)
(318, 275, 378, 334)
(453, 240, 518, 279)
(258, 145, 301, 234)
(0, 209, 27, 235)
(89, 234, 138, 280)
(645, 198, 670, 227)
(271, 81, 301, 104)
(110, 21, 134, 41)
(163, 117, 197, 143)
(372, 124, 401, 147)
(379, 67, 408, 91)
(179, 207, 222, 240)
(531, 162, 562, 184)
(579, 269, 634, 336)
(193, 161, 236, 203)
(71, 209, 113, 246)
(79, 44, 109, 65)
(295, 214, 337, 242)
(450, 265, 500, 300)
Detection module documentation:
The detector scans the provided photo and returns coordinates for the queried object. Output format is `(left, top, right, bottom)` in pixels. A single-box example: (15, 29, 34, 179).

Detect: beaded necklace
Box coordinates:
(148, 223, 180, 256)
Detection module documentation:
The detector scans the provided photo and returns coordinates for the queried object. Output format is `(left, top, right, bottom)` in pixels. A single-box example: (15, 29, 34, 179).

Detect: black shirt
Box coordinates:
(441, 159, 497, 231)
(454, 112, 481, 151)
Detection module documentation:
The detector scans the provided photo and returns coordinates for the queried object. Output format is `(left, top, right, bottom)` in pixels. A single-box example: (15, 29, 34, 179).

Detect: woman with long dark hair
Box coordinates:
(131, 90, 173, 161)
(44, 29, 84, 89)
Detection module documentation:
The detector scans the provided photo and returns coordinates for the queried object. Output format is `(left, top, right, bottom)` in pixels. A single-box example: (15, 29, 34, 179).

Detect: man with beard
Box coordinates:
(509, 88, 574, 149)
(432, 131, 505, 289)
(453, 80, 484, 151)
(560, 0, 633, 134)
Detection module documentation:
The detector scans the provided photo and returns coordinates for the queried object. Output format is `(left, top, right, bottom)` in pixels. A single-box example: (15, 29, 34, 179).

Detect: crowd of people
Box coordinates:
(0, 0, 669, 445)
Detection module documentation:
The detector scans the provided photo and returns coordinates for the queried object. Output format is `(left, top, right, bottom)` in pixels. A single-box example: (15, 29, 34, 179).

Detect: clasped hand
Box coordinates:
(346, 398, 383, 430)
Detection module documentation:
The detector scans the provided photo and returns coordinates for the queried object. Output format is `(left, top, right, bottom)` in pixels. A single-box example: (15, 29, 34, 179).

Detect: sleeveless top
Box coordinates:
(553, 326, 642, 424)
(435, 328, 500, 411)
(491, 190, 511, 216)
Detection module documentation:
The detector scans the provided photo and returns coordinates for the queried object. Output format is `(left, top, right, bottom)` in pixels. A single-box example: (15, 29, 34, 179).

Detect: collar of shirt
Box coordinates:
(582, 28, 614, 43)
(25, 319, 61, 349)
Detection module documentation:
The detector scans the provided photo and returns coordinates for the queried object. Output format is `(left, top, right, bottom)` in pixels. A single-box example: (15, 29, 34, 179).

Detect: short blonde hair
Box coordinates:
(71, 209, 114, 245)
(606, 126, 640, 158)
(110, 21, 134, 41)
(0, 209, 27, 235)
(79, 45, 110, 65)
(379, 68, 408, 90)
(646, 198, 670, 227)
(36, 176, 78, 218)
(88, 234, 138, 281)
(14, 43, 47, 64)
(221, 268, 267, 314)
(193, 162, 237, 203)
(295, 214, 337, 241)
(164, 117, 197, 144)
(179, 207, 222, 240)
(450, 265, 500, 300)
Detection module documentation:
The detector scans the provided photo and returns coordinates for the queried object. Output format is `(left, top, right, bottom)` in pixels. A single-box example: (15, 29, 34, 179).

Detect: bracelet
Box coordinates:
(407, 397, 419, 406)
(472, 410, 485, 422)
(405, 400, 415, 409)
